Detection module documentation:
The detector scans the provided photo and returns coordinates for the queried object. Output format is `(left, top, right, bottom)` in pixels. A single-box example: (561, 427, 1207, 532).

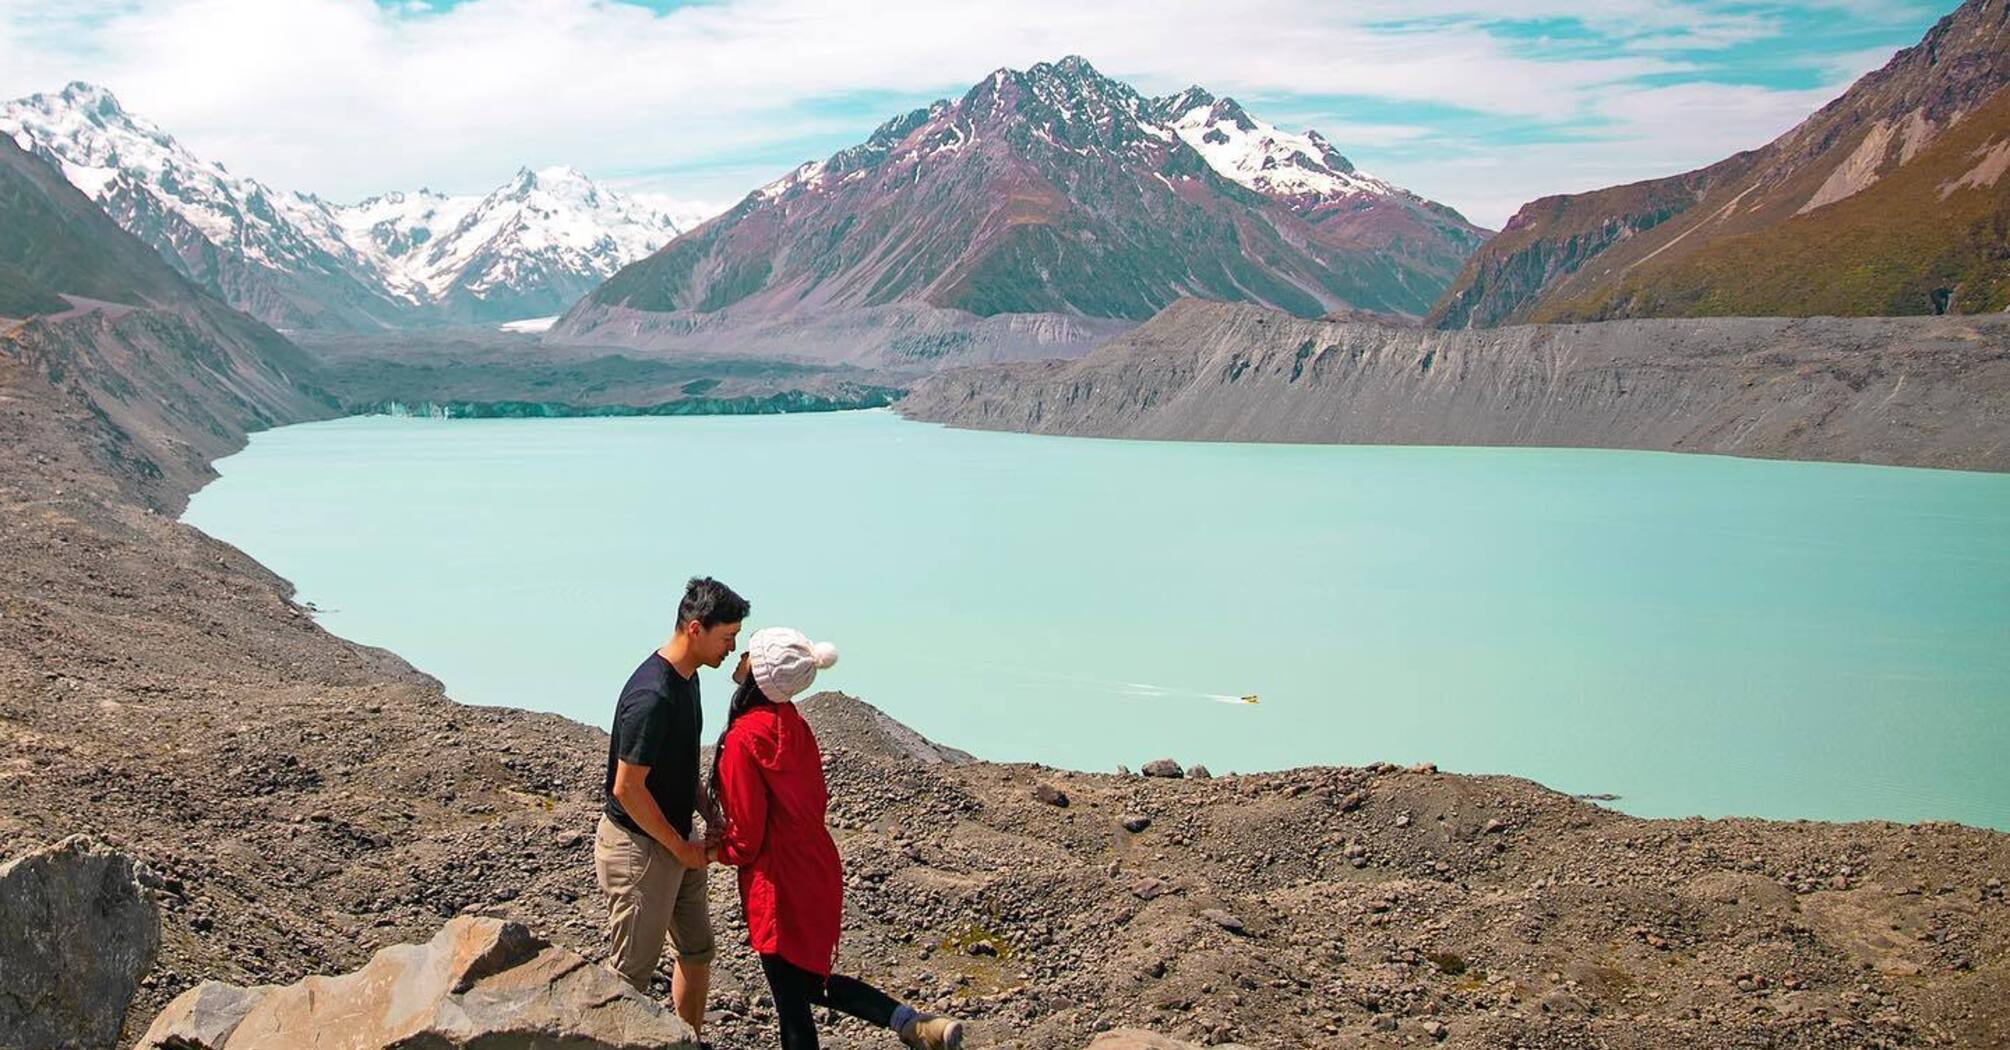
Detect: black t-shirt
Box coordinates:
(603, 652, 702, 838)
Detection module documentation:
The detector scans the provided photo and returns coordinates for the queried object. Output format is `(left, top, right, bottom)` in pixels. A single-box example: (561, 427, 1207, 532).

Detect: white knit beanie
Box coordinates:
(748, 626, 839, 704)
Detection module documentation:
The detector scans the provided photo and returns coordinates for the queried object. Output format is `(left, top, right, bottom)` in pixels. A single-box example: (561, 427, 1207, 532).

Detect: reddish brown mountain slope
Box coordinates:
(556, 58, 1486, 366)
(1429, 0, 2010, 327)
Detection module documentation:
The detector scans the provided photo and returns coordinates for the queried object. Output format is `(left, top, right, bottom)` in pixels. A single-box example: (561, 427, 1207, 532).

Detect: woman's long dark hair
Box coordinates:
(706, 672, 773, 826)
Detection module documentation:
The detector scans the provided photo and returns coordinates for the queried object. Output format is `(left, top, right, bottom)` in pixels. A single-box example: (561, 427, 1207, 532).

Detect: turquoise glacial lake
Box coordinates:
(183, 410, 2010, 829)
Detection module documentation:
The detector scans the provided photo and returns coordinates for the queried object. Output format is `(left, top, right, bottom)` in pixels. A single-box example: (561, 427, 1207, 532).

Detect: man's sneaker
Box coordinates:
(897, 1013, 964, 1050)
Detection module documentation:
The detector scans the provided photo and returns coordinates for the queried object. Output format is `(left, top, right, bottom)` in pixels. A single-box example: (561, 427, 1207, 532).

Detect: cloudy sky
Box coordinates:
(0, 0, 1951, 227)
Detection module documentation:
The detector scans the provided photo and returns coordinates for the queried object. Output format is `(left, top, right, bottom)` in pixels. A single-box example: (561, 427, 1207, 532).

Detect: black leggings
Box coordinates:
(759, 953, 900, 1050)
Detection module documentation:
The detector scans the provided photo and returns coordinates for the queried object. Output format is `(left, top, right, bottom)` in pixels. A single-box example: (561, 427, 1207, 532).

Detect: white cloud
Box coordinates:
(1380, 76, 1864, 226)
(0, 0, 1900, 228)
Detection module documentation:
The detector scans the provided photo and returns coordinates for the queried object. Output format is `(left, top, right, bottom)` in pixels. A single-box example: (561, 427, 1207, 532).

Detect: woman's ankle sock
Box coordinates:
(890, 1004, 919, 1031)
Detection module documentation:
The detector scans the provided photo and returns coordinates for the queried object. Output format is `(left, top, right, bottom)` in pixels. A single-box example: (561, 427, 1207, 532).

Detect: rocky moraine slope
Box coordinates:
(900, 299, 2010, 472)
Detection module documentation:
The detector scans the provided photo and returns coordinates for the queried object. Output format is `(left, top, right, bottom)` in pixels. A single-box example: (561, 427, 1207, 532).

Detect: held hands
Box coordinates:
(665, 832, 725, 868)
(666, 834, 708, 869)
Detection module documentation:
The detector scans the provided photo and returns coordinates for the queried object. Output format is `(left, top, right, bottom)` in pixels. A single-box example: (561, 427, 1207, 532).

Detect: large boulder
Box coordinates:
(138, 915, 697, 1050)
(0, 835, 160, 1050)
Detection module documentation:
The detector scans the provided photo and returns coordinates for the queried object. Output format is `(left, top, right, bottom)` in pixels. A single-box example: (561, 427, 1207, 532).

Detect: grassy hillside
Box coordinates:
(1538, 88, 2010, 321)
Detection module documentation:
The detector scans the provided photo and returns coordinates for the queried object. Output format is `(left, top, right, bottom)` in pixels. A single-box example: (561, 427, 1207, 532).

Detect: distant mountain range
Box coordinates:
(1, 83, 687, 330)
(9, 1, 2007, 368)
(554, 56, 1488, 366)
(1430, 0, 2010, 327)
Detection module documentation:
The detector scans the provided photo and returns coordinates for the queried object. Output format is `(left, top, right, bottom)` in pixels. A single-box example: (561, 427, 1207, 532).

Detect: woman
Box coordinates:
(707, 626, 965, 1050)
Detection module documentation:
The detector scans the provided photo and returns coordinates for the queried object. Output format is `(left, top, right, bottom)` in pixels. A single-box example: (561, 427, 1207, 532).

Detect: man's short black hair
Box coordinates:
(678, 576, 749, 629)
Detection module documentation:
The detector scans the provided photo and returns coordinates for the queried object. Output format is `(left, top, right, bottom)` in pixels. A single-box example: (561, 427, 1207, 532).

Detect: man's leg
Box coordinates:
(667, 860, 717, 1035)
(673, 959, 710, 1036)
(593, 816, 676, 993)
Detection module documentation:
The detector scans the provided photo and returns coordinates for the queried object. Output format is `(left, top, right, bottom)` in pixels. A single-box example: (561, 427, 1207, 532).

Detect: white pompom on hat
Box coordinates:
(747, 626, 839, 704)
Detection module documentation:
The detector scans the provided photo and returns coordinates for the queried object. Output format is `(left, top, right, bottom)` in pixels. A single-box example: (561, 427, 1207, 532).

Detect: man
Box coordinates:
(595, 576, 748, 1038)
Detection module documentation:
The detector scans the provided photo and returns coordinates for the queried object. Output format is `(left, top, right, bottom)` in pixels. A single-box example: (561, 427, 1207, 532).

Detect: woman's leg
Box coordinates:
(761, 954, 955, 1046)
(758, 954, 823, 1050)
(820, 972, 901, 1028)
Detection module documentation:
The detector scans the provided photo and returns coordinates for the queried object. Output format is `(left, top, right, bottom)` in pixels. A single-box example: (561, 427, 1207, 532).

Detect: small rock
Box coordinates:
(1121, 815, 1152, 834)
(1394, 814, 1413, 829)
(1199, 909, 1245, 934)
(1142, 759, 1184, 779)
(1185, 765, 1211, 780)
(1032, 783, 1069, 808)
(1133, 877, 1174, 901)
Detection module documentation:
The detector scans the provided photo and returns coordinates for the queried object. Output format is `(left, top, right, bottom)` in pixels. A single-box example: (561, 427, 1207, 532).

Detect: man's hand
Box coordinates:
(612, 759, 706, 868)
(663, 834, 706, 869)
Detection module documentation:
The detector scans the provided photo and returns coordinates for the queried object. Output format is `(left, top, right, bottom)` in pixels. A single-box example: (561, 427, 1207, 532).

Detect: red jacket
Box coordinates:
(713, 700, 844, 976)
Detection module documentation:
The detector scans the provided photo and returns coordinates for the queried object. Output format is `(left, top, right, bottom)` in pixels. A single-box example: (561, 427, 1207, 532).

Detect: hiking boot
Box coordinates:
(897, 1013, 964, 1050)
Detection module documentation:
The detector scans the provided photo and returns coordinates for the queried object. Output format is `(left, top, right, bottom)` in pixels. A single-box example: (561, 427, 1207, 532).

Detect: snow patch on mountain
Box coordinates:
(499, 315, 559, 332)
(1164, 94, 1398, 202)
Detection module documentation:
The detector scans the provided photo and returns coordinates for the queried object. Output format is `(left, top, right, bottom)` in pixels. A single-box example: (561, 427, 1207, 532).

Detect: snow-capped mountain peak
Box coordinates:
(375, 162, 681, 302)
(1163, 94, 1390, 203)
(576, 55, 1488, 338)
(3, 82, 692, 327)
(3, 82, 361, 274)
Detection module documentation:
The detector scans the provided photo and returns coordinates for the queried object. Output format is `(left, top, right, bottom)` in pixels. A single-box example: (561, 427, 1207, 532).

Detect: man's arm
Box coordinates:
(612, 760, 706, 868)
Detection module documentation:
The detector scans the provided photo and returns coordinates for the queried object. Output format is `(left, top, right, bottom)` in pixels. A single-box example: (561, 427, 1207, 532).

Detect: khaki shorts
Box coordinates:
(593, 813, 714, 990)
